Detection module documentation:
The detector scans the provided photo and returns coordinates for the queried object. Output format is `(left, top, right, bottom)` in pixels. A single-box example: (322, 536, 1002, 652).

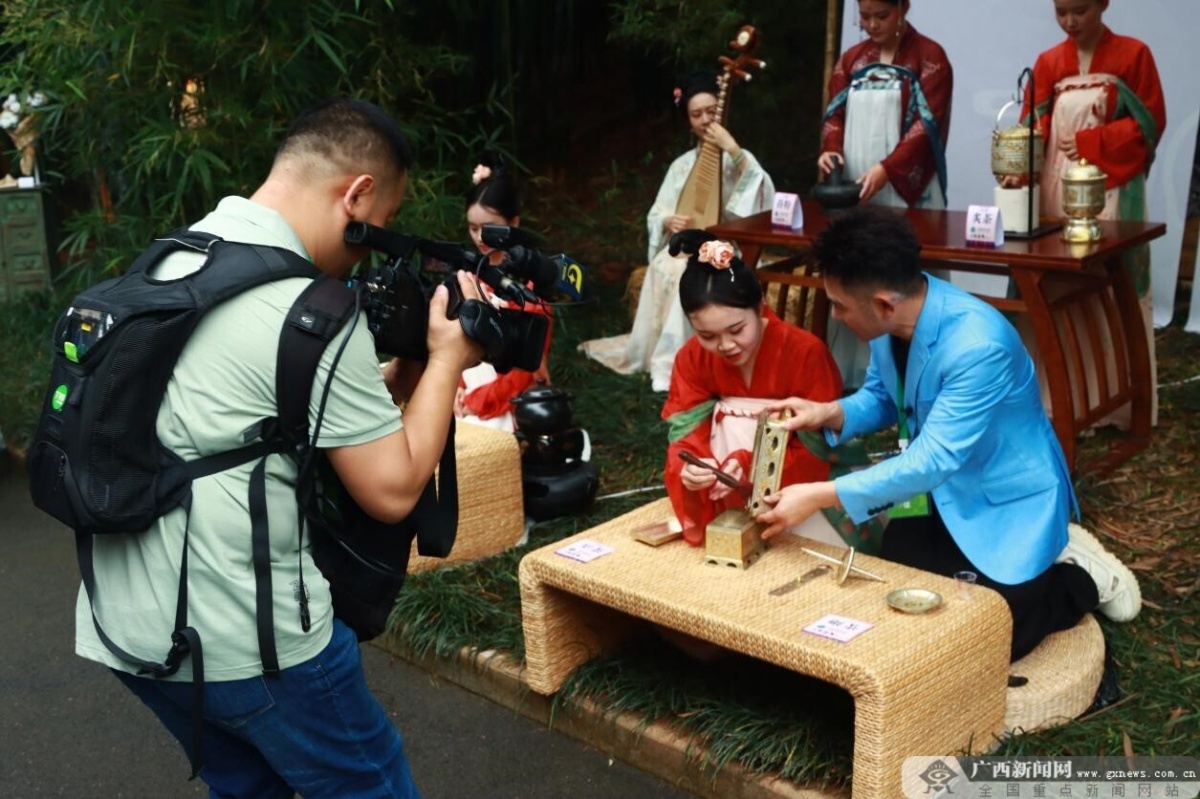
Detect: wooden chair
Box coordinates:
(756, 252, 830, 341)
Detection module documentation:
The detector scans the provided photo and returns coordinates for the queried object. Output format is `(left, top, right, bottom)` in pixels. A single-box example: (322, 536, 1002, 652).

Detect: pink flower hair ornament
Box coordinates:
(697, 240, 736, 270)
(472, 164, 492, 185)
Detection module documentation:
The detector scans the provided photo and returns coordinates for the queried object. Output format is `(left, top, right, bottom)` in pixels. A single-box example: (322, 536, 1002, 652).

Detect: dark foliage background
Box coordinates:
(1, 0, 834, 287)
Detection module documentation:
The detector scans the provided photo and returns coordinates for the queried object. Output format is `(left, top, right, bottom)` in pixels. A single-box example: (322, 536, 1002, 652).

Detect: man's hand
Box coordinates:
(817, 151, 843, 176)
(681, 456, 720, 492)
(427, 271, 484, 372)
(755, 481, 839, 539)
(764, 397, 844, 434)
(381, 357, 424, 404)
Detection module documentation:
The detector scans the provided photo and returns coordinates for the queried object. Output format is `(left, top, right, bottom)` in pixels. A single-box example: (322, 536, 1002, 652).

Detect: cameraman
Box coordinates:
(73, 98, 481, 797)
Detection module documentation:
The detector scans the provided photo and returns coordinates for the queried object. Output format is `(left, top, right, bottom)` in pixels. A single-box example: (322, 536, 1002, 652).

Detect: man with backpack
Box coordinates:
(70, 98, 482, 797)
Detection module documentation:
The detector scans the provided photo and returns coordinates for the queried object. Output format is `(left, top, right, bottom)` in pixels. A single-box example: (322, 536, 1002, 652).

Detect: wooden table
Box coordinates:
(709, 203, 1166, 475)
(520, 498, 1011, 799)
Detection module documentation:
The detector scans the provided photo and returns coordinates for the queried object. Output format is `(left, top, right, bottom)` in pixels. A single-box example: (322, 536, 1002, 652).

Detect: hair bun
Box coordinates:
(668, 228, 716, 258)
(675, 70, 720, 109)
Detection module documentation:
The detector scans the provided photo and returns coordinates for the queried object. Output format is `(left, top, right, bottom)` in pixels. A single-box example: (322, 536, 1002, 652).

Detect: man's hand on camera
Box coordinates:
(427, 271, 484, 372)
(381, 357, 425, 404)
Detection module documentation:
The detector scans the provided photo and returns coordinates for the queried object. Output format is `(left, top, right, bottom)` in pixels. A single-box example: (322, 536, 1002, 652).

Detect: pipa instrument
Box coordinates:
(675, 26, 765, 229)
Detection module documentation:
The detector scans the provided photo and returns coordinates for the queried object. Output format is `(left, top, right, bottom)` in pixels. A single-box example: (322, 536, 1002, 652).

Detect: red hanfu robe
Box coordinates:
(821, 24, 953, 207)
(1027, 27, 1165, 191)
(662, 311, 843, 545)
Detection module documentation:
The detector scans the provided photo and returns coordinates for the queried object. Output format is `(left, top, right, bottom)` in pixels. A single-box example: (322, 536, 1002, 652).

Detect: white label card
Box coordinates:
(965, 204, 1004, 248)
(555, 539, 615, 563)
(803, 614, 875, 643)
(771, 192, 804, 229)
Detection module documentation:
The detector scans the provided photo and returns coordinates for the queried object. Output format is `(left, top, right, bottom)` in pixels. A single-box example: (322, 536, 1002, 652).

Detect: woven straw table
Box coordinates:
(408, 421, 525, 572)
(519, 497, 1011, 799)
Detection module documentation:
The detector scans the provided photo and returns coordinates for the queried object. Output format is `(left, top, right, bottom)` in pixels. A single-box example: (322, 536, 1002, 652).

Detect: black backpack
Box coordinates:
(27, 229, 457, 777)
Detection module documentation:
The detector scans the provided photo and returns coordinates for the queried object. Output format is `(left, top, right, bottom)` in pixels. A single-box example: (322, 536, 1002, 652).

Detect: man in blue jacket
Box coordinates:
(757, 206, 1139, 661)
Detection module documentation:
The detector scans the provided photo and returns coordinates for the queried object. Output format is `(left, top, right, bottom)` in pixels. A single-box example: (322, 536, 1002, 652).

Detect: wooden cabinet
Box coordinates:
(0, 189, 53, 301)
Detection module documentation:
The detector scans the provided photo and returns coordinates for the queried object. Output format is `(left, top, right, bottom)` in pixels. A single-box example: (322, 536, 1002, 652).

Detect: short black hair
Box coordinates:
(813, 206, 923, 296)
(276, 98, 412, 183)
(465, 150, 520, 219)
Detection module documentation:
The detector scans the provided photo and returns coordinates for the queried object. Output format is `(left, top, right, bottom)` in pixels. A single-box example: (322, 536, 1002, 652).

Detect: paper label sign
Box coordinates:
(965, 204, 1004, 248)
(803, 614, 874, 643)
(555, 539, 614, 563)
(771, 192, 804, 229)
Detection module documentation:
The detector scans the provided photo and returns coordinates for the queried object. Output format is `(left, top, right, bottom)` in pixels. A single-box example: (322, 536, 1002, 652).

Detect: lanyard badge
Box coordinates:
(890, 366, 930, 519)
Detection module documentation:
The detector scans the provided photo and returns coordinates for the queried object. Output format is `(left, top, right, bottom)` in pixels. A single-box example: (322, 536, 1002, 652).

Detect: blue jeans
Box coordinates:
(113, 620, 420, 799)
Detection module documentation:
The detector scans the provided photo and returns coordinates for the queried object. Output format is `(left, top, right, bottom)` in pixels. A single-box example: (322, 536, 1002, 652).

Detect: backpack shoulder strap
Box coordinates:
(243, 276, 360, 676)
(158, 243, 323, 493)
(187, 240, 320, 308)
(275, 275, 459, 558)
(124, 227, 221, 276)
(276, 276, 363, 451)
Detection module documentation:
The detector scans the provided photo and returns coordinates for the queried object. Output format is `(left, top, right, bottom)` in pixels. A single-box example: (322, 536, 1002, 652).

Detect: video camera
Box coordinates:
(344, 221, 581, 373)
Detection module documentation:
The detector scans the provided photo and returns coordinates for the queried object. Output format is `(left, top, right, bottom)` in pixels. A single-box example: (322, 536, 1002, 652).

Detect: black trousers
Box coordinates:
(881, 500, 1099, 661)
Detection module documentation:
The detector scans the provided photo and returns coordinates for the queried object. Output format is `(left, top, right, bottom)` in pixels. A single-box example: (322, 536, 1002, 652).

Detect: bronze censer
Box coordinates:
(1060, 159, 1107, 243)
(701, 412, 790, 570)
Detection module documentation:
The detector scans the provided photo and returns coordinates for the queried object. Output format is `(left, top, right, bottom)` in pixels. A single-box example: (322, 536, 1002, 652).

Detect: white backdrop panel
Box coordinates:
(838, 0, 1199, 329)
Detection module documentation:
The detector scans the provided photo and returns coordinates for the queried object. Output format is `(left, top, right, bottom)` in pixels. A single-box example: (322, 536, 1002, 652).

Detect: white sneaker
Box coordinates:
(1057, 524, 1142, 622)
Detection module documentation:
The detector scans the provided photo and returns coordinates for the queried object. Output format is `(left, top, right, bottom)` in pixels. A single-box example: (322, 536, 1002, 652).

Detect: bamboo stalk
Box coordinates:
(822, 0, 841, 112)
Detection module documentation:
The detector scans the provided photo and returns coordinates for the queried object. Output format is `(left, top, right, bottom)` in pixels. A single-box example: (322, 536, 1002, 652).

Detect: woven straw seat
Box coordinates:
(519, 497, 1011, 799)
(408, 421, 525, 572)
(1004, 613, 1105, 735)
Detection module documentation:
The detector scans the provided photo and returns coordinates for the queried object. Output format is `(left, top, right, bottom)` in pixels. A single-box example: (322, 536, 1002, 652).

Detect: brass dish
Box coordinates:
(886, 588, 943, 614)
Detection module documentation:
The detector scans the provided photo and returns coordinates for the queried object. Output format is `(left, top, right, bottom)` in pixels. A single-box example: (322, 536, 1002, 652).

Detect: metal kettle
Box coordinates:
(991, 99, 1044, 185)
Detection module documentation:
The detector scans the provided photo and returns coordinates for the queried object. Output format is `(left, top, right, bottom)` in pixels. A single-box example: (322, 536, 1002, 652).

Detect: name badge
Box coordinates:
(771, 192, 804, 229)
(889, 493, 931, 519)
(965, 204, 1004, 248)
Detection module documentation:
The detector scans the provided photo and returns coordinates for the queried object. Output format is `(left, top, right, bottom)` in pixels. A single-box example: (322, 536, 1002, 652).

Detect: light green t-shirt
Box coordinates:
(75, 197, 402, 680)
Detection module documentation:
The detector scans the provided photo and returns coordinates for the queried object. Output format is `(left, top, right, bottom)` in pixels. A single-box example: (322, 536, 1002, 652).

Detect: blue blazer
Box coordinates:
(829, 275, 1078, 585)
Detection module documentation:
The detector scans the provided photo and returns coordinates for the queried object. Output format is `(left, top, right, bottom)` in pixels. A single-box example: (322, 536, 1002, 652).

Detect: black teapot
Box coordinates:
(510, 386, 576, 436)
(812, 161, 861, 212)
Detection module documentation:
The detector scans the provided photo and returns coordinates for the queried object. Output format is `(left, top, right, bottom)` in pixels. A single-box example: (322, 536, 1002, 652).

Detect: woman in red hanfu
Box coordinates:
(454, 153, 553, 432)
(1008, 0, 1166, 427)
(817, 0, 953, 390)
(819, 0, 952, 210)
(661, 232, 843, 547)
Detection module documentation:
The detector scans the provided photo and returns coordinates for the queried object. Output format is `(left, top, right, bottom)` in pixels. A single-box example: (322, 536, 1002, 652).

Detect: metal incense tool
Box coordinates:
(801, 547, 888, 584)
(768, 565, 831, 596)
(677, 451, 753, 499)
